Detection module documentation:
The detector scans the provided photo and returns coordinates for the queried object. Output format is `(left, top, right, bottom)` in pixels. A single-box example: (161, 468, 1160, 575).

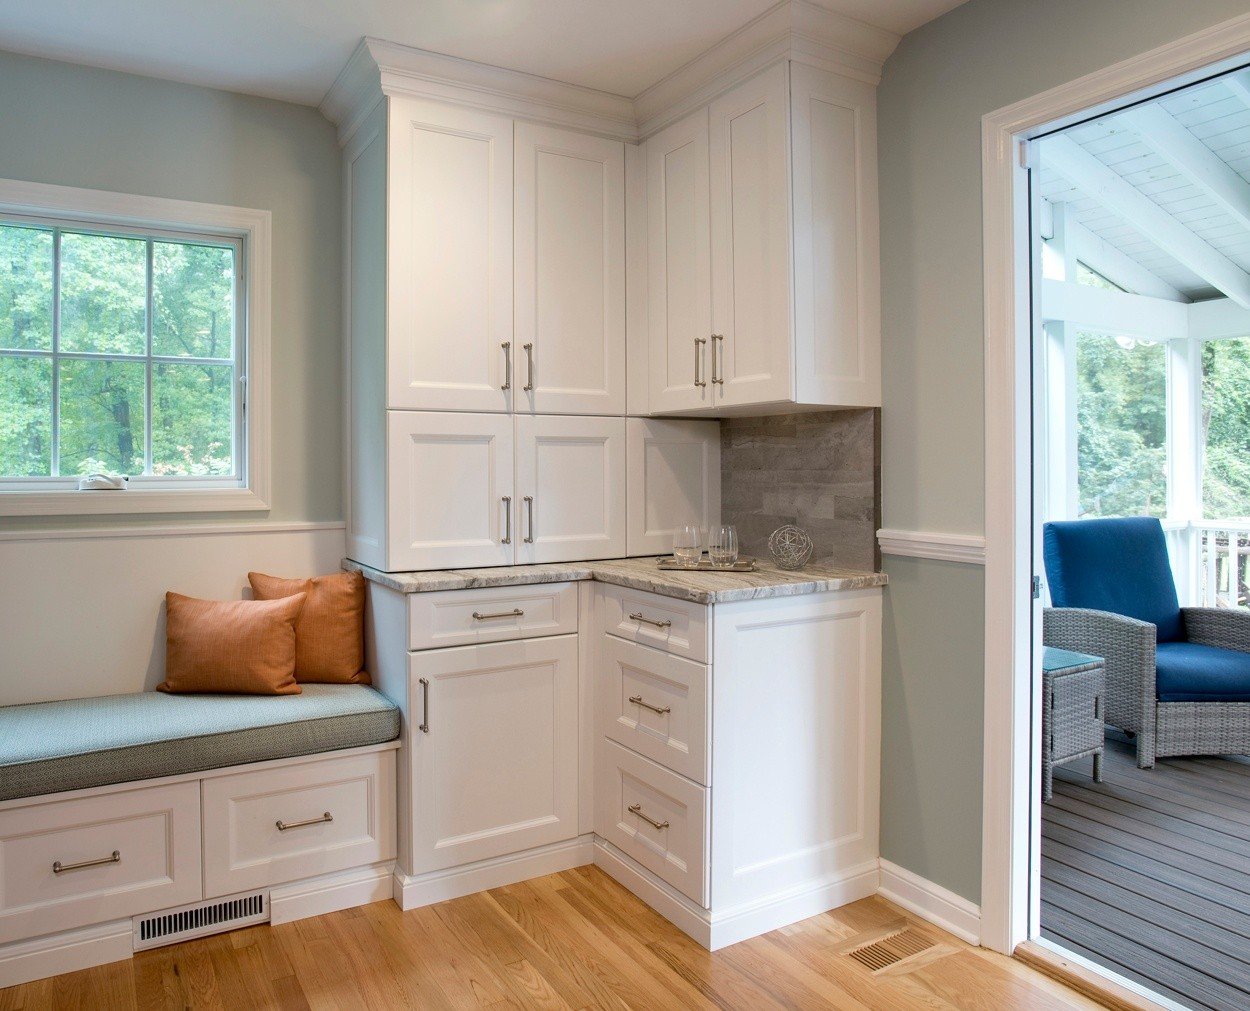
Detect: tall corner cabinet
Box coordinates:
(642, 60, 881, 416)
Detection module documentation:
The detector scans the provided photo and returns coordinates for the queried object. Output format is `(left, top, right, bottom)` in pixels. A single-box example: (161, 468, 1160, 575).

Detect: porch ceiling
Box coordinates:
(1039, 69, 1250, 305)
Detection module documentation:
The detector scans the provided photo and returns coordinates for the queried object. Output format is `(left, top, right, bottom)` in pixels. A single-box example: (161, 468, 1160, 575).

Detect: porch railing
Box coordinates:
(1194, 522, 1250, 609)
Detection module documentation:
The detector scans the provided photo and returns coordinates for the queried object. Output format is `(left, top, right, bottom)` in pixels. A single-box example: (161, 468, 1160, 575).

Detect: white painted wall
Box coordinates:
(0, 524, 346, 706)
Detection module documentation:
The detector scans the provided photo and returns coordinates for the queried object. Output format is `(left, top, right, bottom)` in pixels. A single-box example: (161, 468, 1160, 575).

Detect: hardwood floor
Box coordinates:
(2, 865, 1098, 1010)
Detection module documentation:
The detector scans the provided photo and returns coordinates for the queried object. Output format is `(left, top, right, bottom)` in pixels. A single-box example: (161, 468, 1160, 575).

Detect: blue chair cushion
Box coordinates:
(1155, 642, 1250, 702)
(1043, 517, 1184, 643)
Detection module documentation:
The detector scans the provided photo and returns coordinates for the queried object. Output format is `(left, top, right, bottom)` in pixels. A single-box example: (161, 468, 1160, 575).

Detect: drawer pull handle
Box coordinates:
(502, 496, 512, 545)
(419, 677, 430, 734)
(53, 850, 120, 874)
(629, 611, 672, 629)
(628, 804, 669, 831)
(276, 812, 333, 832)
(472, 608, 524, 621)
(629, 694, 671, 715)
(501, 341, 512, 391)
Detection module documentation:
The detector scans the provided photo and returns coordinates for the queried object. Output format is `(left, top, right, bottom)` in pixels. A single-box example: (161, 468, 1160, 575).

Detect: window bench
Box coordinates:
(0, 686, 400, 988)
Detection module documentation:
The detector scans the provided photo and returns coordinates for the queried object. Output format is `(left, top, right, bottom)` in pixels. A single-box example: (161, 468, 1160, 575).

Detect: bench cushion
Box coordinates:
(0, 684, 400, 803)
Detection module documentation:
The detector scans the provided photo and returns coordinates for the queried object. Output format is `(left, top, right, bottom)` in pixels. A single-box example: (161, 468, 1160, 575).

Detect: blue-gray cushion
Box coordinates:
(1156, 642, 1250, 702)
(1043, 517, 1184, 643)
(0, 684, 399, 802)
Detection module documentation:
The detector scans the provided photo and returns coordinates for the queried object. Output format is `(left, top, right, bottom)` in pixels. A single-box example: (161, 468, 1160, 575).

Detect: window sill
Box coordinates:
(0, 486, 270, 517)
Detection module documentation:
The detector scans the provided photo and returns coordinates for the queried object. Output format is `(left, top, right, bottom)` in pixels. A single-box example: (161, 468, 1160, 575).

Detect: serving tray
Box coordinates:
(656, 556, 757, 572)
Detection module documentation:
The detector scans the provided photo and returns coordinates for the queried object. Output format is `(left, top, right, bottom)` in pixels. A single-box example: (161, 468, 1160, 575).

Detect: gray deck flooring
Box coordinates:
(1041, 735, 1250, 1010)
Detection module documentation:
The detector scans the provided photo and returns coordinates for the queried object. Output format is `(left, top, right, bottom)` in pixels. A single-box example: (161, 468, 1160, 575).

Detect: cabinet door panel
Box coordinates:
(409, 636, 579, 872)
(388, 97, 513, 412)
(625, 418, 720, 556)
(790, 64, 881, 407)
(516, 124, 625, 416)
(646, 110, 713, 413)
(710, 62, 793, 408)
(710, 590, 881, 909)
(386, 412, 514, 571)
(516, 415, 626, 564)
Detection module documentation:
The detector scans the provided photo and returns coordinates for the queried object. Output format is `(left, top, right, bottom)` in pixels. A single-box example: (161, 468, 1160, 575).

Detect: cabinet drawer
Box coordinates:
(596, 738, 707, 905)
(202, 750, 396, 897)
(598, 635, 709, 784)
(0, 782, 201, 944)
(597, 583, 708, 662)
(409, 582, 579, 650)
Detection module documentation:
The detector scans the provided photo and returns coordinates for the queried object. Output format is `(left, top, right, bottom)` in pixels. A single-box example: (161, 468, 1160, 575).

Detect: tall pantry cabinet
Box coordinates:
(345, 98, 671, 572)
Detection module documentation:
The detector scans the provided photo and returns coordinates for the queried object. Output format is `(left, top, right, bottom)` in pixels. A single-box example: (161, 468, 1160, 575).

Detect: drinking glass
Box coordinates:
(673, 523, 702, 568)
(708, 525, 739, 568)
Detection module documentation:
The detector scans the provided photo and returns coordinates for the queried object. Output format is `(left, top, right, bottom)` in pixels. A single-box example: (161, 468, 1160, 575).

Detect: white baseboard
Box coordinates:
(269, 861, 395, 925)
(878, 859, 982, 945)
(395, 835, 595, 910)
(593, 840, 881, 951)
(0, 919, 132, 989)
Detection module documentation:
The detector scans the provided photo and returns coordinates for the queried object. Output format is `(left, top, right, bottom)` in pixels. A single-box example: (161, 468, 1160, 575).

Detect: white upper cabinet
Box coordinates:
(515, 124, 626, 416)
(790, 64, 881, 408)
(515, 415, 627, 564)
(646, 110, 713, 414)
(626, 418, 720, 556)
(386, 412, 515, 571)
(388, 98, 514, 413)
(709, 61, 793, 408)
(640, 60, 881, 415)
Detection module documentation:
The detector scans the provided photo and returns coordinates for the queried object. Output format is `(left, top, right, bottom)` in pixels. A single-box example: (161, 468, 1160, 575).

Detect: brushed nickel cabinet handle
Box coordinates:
(629, 611, 672, 629)
(473, 608, 524, 620)
(502, 496, 512, 544)
(53, 850, 120, 874)
(501, 341, 512, 390)
(711, 333, 724, 385)
(524, 496, 535, 543)
(276, 812, 333, 832)
(523, 342, 534, 392)
(628, 804, 669, 831)
(694, 337, 707, 388)
(419, 677, 430, 733)
(629, 695, 671, 715)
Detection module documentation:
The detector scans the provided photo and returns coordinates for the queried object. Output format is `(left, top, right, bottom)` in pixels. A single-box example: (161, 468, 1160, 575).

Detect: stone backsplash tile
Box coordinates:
(720, 409, 880, 572)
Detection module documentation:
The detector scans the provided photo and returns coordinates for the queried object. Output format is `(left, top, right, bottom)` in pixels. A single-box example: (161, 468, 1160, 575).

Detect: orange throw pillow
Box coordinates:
(248, 570, 369, 685)
(160, 592, 305, 695)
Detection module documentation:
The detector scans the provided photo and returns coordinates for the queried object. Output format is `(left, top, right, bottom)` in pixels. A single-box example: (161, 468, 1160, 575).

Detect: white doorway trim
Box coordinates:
(980, 11, 1250, 956)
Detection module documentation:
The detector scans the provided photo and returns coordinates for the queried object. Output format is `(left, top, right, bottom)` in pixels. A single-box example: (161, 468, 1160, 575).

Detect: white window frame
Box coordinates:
(0, 178, 270, 515)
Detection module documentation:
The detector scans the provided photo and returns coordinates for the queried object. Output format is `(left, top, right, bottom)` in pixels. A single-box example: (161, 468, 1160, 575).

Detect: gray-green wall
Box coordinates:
(0, 49, 342, 529)
(877, 0, 1250, 904)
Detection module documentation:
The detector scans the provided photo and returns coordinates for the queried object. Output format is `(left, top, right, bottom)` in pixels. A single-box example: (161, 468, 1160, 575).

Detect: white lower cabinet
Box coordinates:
(407, 635, 580, 873)
(201, 751, 396, 897)
(593, 585, 883, 949)
(0, 783, 202, 945)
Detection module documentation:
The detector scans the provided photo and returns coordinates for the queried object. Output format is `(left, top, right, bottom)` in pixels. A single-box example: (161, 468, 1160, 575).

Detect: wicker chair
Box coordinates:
(1042, 517, 1250, 769)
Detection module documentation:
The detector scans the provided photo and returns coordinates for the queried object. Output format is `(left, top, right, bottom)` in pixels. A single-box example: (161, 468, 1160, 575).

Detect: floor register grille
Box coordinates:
(845, 927, 935, 972)
(132, 891, 268, 950)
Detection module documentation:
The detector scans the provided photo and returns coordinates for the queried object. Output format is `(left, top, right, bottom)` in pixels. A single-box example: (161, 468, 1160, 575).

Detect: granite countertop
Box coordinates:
(344, 556, 886, 604)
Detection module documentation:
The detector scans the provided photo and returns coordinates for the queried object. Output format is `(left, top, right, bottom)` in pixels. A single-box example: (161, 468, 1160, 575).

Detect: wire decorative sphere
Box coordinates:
(768, 525, 814, 570)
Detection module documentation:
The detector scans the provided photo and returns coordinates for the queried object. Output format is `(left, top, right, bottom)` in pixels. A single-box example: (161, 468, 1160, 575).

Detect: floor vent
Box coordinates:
(845, 927, 935, 972)
(132, 890, 269, 951)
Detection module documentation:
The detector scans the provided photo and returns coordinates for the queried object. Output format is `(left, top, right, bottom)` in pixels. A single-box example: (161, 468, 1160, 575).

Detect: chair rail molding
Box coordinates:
(876, 528, 986, 565)
(980, 9, 1250, 957)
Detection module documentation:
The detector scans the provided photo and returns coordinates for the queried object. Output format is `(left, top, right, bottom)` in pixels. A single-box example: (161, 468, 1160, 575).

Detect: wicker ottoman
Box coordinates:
(1042, 647, 1105, 802)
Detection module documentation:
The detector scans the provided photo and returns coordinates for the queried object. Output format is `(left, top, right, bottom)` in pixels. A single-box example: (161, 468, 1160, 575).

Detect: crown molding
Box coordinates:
(633, 0, 898, 138)
(320, 1, 901, 147)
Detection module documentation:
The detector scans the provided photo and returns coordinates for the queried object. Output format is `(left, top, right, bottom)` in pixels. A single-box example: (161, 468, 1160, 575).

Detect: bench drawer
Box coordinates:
(598, 635, 709, 784)
(596, 584, 708, 662)
(202, 750, 396, 897)
(408, 583, 579, 650)
(596, 738, 707, 906)
(0, 782, 202, 944)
